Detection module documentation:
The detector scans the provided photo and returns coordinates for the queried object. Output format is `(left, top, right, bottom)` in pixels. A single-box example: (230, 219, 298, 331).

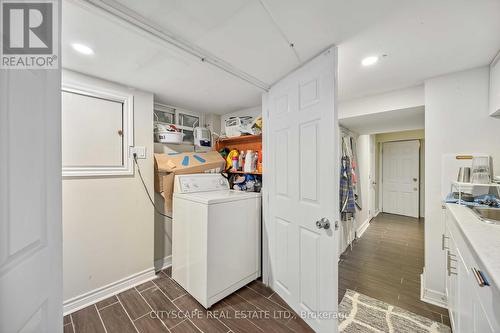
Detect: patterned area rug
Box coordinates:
(338, 290, 451, 333)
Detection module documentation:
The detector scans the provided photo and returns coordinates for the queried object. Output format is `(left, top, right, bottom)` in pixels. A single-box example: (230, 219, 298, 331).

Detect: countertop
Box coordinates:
(446, 203, 500, 290)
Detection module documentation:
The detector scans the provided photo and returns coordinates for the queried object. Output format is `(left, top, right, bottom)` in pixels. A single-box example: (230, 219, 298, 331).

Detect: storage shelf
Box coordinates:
(452, 181, 500, 187)
(227, 170, 262, 175)
(215, 134, 262, 153)
(217, 134, 262, 144)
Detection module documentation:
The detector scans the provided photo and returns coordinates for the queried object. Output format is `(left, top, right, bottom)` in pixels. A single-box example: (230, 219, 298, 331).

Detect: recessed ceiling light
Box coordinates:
(361, 56, 379, 67)
(72, 43, 94, 55)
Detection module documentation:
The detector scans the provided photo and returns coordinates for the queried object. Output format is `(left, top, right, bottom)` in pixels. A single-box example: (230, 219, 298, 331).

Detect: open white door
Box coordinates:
(382, 140, 420, 218)
(0, 67, 62, 330)
(264, 46, 338, 332)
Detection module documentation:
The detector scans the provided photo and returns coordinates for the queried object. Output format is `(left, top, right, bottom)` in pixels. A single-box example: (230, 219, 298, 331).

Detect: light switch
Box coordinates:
(130, 146, 146, 159)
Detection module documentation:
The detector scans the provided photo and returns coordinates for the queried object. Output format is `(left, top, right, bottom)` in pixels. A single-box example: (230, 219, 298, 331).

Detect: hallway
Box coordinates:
(338, 213, 450, 326)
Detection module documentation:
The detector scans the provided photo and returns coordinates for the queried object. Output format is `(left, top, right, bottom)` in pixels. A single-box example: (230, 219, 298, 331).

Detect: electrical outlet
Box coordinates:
(130, 146, 146, 159)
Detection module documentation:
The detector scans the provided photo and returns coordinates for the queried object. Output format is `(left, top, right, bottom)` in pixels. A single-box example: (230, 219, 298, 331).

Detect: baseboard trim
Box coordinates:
(420, 270, 448, 308)
(356, 218, 371, 238)
(63, 267, 156, 315)
(154, 255, 172, 272)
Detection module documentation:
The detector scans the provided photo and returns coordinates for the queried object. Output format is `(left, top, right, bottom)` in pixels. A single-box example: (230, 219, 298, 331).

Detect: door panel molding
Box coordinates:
(263, 46, 339, 333)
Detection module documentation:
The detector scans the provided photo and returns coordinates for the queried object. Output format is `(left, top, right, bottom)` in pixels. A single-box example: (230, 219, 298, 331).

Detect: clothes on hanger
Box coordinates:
(340, 155, 355, 221)
(340, 134, 362, 211)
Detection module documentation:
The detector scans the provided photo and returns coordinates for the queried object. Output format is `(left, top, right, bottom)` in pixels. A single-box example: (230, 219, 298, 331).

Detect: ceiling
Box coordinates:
(62, 0, 500, 114)
(339, 106, 425, 135)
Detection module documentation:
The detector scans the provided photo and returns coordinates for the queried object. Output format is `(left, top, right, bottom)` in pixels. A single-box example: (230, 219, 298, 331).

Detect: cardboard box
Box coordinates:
(154, 151, 225, 214)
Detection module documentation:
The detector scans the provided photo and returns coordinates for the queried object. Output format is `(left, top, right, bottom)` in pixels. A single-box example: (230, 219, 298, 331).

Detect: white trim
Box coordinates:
(420, 269, 448, 308)
(61, 82, 135, 177)
(261, 92, 271, 287)
(154, 255, 172, 271)
(356, 218, 371, 238)
(378, 143, 384, 213)
(63, 267, 156, 315)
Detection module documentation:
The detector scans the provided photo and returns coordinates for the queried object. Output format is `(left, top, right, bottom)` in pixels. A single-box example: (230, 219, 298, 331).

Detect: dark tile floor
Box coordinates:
(338, 213, 450, 326)
(63, 267, 313, 333)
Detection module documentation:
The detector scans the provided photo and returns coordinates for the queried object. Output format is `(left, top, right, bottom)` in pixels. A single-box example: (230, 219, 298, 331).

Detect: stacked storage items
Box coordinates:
(153, 151, 225, 214)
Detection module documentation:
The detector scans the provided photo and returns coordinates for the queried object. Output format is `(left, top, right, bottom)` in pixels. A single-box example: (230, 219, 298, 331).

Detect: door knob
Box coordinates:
(316, 218, 330, 230)
(413, 178, 417, 182)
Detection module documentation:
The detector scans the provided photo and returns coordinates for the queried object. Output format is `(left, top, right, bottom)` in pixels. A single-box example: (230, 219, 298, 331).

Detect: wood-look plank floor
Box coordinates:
(64, 267, 313, 333)
(64, 213, 448, 332)
(338, 213, 451, 326)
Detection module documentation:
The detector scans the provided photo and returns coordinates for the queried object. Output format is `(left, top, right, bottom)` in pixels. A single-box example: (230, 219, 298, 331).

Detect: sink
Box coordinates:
(470, 206, 500, 225)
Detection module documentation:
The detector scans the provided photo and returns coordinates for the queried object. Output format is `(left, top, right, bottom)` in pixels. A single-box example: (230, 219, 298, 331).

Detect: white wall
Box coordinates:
(355, 135, 374, 230)
(339, 85, 424, 118)
(220, 106, 261, 135)
(423, 66, 500, 304)
(62, 70, 155, 303)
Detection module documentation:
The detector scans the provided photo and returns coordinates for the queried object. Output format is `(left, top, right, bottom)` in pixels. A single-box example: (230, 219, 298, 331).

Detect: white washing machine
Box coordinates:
(172, 173, 262, 308)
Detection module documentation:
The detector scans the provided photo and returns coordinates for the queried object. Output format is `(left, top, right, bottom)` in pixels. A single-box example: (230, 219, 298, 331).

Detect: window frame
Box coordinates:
(175, 108, 201, 144)
(62, 82, 134, 177)
(154, 103, 175, 125)
(154, 104, 202, 144)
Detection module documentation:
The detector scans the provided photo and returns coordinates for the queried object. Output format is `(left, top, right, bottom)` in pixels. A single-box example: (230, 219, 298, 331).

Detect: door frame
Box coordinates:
(380, 139, 421, 217)
(262, 93, 270, 286)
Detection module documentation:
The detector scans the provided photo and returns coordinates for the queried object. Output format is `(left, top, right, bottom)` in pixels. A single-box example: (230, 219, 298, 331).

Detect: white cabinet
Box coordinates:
(445, 220, 472, 332)
(444, 207, 499, 332)
(472, 293, 495, 333)
(490, 52, 500, 116)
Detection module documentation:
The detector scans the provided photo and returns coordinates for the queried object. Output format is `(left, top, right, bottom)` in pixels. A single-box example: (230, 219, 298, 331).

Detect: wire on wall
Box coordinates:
(133, 154, 172, 219)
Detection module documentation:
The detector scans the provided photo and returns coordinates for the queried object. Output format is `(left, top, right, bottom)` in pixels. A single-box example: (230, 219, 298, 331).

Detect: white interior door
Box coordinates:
(382, 140, 420, 218)
(264, 46, 338, 333)
(0, 71, 62, 330)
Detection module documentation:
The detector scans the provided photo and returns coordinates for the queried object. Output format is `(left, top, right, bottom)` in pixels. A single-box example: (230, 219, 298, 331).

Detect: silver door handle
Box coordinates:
(447, 251, 457, 276)
(442, 234, 449, 250)
(316, 218, 330, 230)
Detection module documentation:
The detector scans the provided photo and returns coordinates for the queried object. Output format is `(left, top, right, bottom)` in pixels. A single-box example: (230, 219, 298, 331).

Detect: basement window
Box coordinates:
(155, 104, 201, 144)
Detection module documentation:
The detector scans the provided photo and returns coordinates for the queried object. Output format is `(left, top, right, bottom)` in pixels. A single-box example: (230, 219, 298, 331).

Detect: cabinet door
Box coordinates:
(473, 293, 495, 333)
(446, 236, 459, 330)
(456, 249, 473, 333)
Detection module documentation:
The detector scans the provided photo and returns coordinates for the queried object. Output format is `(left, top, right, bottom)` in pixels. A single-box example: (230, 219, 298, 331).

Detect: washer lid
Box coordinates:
(174, 190, 261, 204)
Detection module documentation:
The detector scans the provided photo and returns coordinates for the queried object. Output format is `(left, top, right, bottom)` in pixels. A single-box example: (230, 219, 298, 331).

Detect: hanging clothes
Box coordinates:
(349, 137, 361, 209)
(340, 155, 355, 221)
